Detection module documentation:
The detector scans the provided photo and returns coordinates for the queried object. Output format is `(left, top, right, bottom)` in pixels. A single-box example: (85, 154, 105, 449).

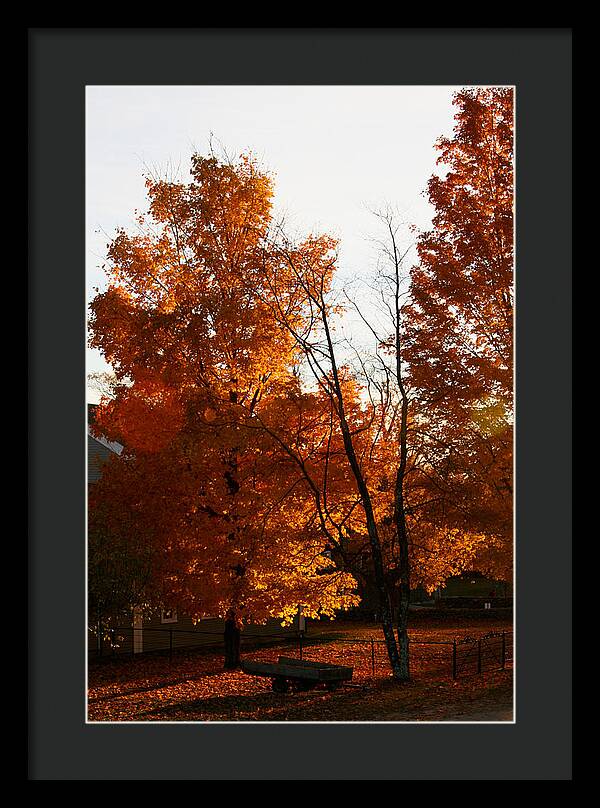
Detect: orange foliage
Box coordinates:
(89, 153, 359, 626)
(404, 88, 514, 579)
(89, 89, 514, 632)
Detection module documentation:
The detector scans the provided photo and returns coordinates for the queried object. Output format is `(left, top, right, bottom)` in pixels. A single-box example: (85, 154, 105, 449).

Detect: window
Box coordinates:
(161, 609, 178, 624)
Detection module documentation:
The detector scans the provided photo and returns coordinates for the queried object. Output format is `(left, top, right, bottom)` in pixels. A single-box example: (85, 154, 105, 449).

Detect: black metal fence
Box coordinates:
(297, 634, 454, 679)
(89, 624, 298, 659)
(89, 624, 512, 681)
(452, 630, 514, 679)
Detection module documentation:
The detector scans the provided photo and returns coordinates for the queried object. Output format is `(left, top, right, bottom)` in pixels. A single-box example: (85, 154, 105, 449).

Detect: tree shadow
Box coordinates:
(88, 666, 239, 703)
(134, 681, 378, 721)
(137, 688, 291, 720)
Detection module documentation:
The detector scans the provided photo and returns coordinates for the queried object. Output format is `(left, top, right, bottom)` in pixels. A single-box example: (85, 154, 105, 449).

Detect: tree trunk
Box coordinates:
(392, 220, 411, 683)
(393, 416, 411, 682)
(224, 613, 241, 669)
(319, 309, 404, 680)
(396, 624, 410, 680)
(396, 589, 410, 681)
(363, 512, 403, 679)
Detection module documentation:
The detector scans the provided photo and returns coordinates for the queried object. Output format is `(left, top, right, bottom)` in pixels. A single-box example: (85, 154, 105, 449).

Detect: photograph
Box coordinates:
(85, 84, 514, 724)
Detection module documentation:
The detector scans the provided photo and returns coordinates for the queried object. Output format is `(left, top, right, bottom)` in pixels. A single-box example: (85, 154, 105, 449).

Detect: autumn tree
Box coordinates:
(250, 229, 414, 679)
(259, 215, 489, 682)
(88, 88, 513, 680)
(88, 152, 358, 667)
(256, 85, 514, 677)
(404, 87, 514, 579)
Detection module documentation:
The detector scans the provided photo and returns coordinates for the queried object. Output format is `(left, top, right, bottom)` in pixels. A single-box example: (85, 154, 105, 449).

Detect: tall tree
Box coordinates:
(255, 231, 410, 679)
(405, 87, 514, 577)
(253, 207, 498, 680)
(88, 153, 358, 667)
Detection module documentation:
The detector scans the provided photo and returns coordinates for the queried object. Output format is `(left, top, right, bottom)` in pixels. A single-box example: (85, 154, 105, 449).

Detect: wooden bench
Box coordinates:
(242, 656, 353, 693)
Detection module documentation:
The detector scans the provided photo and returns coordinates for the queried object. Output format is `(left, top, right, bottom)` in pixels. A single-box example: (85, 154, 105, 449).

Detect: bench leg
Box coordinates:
(272, 676, 289, 693)
(294, 679, 317, 692)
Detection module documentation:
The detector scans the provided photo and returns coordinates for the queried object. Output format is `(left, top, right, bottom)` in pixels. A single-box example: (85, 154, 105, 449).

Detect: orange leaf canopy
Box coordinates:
(404, 88, 514, 578)
(89, 153, 359, 624)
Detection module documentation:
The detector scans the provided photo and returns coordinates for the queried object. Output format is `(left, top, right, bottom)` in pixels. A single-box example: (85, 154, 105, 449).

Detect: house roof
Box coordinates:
(88, 403, 123, 453)
(88, 404, 123, 482)
(88, 429, 124, 457)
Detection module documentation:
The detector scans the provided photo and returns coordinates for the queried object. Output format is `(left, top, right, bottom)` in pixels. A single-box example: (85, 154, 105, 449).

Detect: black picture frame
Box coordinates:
(29, 28, 572, 780)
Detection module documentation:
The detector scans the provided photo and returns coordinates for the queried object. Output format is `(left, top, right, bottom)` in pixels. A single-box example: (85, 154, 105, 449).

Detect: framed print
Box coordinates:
(29, 28, 572, 780)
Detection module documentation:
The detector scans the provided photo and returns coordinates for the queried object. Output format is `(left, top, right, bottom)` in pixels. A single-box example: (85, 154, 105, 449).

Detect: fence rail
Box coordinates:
(452, 630, 514, 679)
(89, 624, 297, 659)
(89, 623, 512, 681)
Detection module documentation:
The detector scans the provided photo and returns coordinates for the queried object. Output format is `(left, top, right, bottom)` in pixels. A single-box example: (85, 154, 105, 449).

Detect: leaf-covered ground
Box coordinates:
(87, 618, 513, 722)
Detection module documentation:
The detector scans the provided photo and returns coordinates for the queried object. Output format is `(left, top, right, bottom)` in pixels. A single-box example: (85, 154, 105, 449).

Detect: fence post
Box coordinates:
(131, 626, 135, 658)
(452, 640, 457, 680)
(371, 639, 375, 677)
(169, 629, 173, 663)
(477, 639, 482, 674)
(299, 631, 303, 660)
(501, 631, 506, 669)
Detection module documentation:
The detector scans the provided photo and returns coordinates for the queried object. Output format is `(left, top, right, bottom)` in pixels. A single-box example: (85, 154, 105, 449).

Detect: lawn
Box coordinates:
(87, 616, 513, 722)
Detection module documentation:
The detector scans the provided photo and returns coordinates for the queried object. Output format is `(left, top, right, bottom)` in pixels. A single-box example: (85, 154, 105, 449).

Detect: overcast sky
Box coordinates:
(86, 85, 461, 402)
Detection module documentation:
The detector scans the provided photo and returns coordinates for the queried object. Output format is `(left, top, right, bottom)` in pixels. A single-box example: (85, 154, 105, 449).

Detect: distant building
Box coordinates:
(87, 404, 122, 483)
